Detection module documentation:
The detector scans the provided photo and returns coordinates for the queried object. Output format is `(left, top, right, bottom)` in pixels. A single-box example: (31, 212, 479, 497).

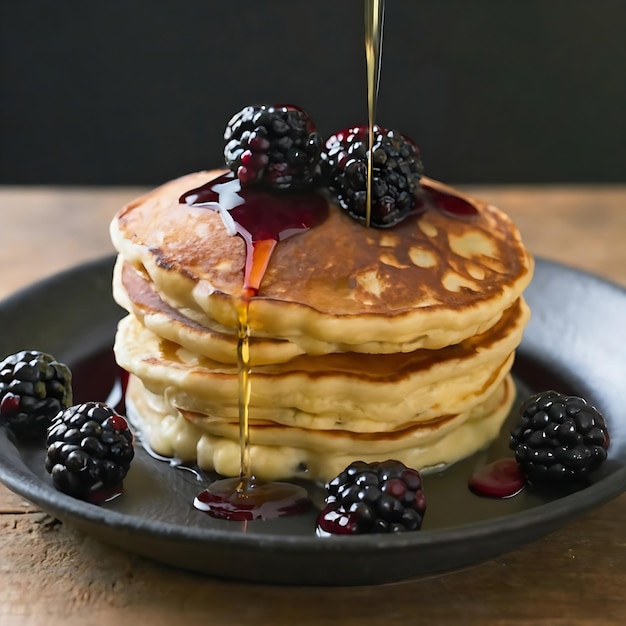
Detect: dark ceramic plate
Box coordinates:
(0, 256, 625, 586)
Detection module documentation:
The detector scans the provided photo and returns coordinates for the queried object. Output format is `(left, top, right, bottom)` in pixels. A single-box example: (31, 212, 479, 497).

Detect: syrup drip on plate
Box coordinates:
(469, 458, 526, 499)
(180, 174, 326, 520)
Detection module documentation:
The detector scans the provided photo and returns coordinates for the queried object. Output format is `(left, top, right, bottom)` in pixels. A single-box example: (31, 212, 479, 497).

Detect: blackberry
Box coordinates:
(323, 125, 424, 227)
(0, 350, 72, 435)
(509, 390, 610, 484)
(45, 401, 134, 500)
(224, 104, 323, 190)
(316, 460, 426, 535)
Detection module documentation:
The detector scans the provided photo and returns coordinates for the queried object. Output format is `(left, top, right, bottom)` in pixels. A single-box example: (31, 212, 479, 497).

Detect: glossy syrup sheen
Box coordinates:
(469, 458, 526, 499)
(180, 174, 328, 246)
(194, 477, 310, 522)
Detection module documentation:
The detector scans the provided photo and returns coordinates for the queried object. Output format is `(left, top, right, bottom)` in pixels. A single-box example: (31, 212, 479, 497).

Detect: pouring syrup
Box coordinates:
(364, 0, 385, 228)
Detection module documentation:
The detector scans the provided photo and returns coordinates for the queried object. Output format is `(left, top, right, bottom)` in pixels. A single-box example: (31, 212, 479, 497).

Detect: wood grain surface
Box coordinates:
(1, 185, 625, 625)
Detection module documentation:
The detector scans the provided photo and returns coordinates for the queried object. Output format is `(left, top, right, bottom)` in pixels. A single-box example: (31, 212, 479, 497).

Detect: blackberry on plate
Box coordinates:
(45, 401, 134, 501)
(323, 125, 424, 227)
(317, 460, 427, 535)
(0, 350, 72, 435)
(224, 104, 323, 190)
(509, 390, 610, 484)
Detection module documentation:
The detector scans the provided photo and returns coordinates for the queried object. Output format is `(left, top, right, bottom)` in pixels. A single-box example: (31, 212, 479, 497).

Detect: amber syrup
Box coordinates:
(364, 0, 385, 228)
(180, 2, 483, 523)
(181, 174, 326, 520)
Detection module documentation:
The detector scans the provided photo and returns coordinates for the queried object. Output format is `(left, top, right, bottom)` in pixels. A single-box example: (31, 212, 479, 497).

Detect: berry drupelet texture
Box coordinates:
(323, 125, 424, 227)
(317, 460, 427, 535)
(0, 350, 72, 435)
(509, 390, 610, 484)
(224, 104, 323, 190)
(45, 401, 134, 500)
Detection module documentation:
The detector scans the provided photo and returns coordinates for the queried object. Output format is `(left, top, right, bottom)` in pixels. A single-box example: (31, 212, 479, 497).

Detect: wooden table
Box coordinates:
(1, 184, 625, 625)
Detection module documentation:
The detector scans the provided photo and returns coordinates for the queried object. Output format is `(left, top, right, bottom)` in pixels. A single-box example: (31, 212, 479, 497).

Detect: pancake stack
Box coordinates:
(110, 170, 533, 481)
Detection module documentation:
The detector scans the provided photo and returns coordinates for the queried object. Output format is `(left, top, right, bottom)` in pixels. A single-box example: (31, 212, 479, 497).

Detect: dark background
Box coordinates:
(1, 1, 624, 185)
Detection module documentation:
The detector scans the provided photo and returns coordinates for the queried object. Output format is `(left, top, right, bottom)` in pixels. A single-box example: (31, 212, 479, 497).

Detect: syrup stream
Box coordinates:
(180, 175, 326, 519)
(236, 293, 253, 484)
(177, 13, 478, 517)
(364, 0, 385, 228)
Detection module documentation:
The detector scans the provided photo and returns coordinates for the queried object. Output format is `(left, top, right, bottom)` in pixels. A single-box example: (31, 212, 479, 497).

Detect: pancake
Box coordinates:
(126, 373, 516, 481)
(110, 170, 533, 355)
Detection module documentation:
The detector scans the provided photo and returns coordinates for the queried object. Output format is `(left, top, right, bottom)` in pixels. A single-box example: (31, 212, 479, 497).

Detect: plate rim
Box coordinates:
(0, 255, 625, 576)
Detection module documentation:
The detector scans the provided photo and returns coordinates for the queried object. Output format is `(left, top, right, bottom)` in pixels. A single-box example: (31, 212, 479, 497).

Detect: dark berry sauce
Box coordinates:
(0, 393, 20, 414)
(195, 476, 310, 522)
(72, 349, 127, 411)
(179, 173, 328, 520)
(180, 172, 328, 293)
(419, 181, 478, 218)
(469, 458, 526, 498)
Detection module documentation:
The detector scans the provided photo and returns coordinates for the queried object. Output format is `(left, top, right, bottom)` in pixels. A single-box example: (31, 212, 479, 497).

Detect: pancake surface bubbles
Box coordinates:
(111, 171, 532, 355)
(110, 169, 534, 481)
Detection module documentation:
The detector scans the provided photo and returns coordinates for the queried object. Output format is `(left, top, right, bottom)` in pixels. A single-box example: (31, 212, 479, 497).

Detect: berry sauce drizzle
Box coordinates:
(469, 458, 526, 499)
(84, 483, 124, 505)
(180, 172, 328, 292)
(419, 181, 478, 218)
(179, 173, 326, 521)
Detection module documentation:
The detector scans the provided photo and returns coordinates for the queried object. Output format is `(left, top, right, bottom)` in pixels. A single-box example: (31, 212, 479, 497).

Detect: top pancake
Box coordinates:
(110, 170, 533, 352)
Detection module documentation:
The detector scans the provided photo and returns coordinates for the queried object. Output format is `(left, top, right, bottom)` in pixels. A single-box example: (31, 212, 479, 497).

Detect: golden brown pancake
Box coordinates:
(113, 298, 528, 432)
(110, 171, 533, 354)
